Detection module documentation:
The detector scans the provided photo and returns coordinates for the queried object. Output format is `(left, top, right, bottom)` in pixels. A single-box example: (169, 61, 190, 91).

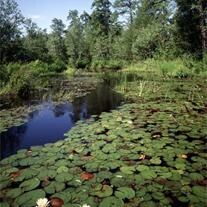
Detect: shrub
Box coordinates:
(91, 59, 124, 71)
(49, 59, 67, 73)
(6, 62, 22, 75)
(8, 67, 35, 97)
(0, 65, 9, 87)
(26, 60, 49, 74)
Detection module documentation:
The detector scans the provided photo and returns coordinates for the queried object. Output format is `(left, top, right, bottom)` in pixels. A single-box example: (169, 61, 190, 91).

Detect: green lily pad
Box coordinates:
(192, 186, 206, 198)
(0, 202, 9, 207)
(55, 172, 73, 182)
(141, 169, 157, 179)
(44, 181, 65, 194)
(120, 166, 136, 174)
(150, 157, 162, 165)
(38, 169, 57, 180)
(6, 188, 22, 198)
(57, 166, 69, 173)
(15, 189, 45, 207)
(99, 196, 124, 207)
(90, 184, 113, 198)
(115, 187, 135, 200)
(19, 178, 40, 192)
(189, 173, 204, 181)
(136, 165, 150, 172)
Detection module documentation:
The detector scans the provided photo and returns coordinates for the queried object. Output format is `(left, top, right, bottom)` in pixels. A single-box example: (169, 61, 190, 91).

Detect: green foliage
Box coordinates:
(49, 59, 67, 73)
(0, 65, 9, 87)
(132, 23, 168, 59)
(91, 59, 123, 71)
(0, 0, 24, 63)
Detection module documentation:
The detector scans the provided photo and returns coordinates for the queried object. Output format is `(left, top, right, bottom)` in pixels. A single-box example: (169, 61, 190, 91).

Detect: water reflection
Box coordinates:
(0, 84, 123, 158)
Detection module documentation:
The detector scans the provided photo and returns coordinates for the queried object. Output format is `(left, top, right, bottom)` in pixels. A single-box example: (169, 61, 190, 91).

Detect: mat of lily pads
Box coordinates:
(0, 101, 207, 207)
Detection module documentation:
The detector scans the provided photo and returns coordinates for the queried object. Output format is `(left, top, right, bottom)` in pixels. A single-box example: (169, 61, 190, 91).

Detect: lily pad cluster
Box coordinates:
(0, 94, 207, 207)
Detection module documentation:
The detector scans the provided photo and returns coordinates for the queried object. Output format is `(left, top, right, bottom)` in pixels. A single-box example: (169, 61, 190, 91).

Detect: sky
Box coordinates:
(16, 0, 94, 31)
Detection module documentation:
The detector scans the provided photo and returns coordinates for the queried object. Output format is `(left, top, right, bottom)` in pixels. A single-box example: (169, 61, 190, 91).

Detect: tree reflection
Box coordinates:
(0, 124, 27, 159)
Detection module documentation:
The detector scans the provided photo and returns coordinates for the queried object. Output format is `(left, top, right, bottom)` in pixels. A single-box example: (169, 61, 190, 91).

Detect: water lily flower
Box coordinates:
(82, 204, 91, 207)
(36, 198, 50, 207)
(75, 179, 82, 183)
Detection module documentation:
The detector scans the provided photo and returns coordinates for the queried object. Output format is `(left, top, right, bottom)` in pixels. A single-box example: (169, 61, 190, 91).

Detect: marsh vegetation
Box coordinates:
(0, 0, 207, 207)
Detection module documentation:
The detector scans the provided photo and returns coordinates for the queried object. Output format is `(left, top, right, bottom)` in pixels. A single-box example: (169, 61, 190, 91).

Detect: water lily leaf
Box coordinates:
(178, 196, 189, 203)
(38, 169, 57, 180)
(175, 163, 186, 170)
(189, 173, 204, 181)
(55, 172, 73, 182)
(141, 169, 157, 179)
(115, 187, 135, 200)
(15, 168, 39, 181)
(80, 172, 94, 181)
(90, 184, 113, 198)
(19, 178, 40, 191)
(192, 186, 206, 198)
(136, 165, 150, 172)
(6, 188, 22, 198)
(0, 179, 11, 190)
(51, 192, 71, 204)
(44, 181, 65, 194)
(150, 157, 162, 165)
(140, 201, 156, 207)
(50, 197, 64, 207)
(120, 166, 136, 174)
(15, 189, 45, 207)
(57, 166, 69, 174)
(99, 196, 124, 207)
(0, 202, 9, 207)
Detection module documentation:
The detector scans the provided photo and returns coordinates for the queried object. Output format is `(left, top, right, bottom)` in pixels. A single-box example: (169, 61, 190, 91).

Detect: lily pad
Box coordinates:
(15, 189, 45, 207)
(90, 184, 113, 198)
(115, 187, 135, 200)
(6, 188, 22, 198)
(19, 178, 40, 192)
(120, 166, 136, 174)
(99, 196, 124, 207)
(44, 181, 65, 194)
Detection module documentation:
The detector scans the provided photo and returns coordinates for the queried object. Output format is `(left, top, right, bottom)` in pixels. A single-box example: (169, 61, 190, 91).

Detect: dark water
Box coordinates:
(0, 84, 123, 159)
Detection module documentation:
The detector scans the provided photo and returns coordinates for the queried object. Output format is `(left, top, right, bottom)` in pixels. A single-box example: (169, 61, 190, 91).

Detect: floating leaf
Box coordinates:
(80, 172, 94, 181)
(44, 181, 66, 194)
(120, 166, 136, 174)
(141, 169, 157, 179)
(19, 178, 40, 191)
(57, 166, 69, 174)
(50, 197, 64, 207)
(90, 184, 113, 198)
(55, 173, 73, 182)
(99, 196, 124, 207)
(150, 157, 162, 165)
(15, 189, 45, 207)
(115, 187, 135, 200)
(6, 188, 22, 198)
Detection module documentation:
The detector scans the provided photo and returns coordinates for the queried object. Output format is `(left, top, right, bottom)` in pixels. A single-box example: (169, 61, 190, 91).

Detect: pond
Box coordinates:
(0, 83, 124, 159)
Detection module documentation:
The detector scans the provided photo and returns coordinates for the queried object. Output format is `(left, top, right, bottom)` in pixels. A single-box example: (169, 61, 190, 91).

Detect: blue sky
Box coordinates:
(16, 0, 93, 31)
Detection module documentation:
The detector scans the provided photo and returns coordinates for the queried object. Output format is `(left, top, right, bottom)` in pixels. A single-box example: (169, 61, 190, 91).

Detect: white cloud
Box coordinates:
(30, 15, 41, 20)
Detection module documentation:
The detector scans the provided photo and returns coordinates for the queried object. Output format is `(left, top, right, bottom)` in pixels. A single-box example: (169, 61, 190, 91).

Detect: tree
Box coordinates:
(0, 0, 24, 62)
(114, 0, 138, 24)
(175, 0, 206, 57)
(47, 18, 67, 62)
(23, 19, 49, 61)
(91, 0, 112, 36)
(65, 10, 90, 68)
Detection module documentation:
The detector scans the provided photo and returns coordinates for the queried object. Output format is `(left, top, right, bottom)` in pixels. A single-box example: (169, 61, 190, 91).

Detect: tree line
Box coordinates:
(0, 0, 206, 70)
